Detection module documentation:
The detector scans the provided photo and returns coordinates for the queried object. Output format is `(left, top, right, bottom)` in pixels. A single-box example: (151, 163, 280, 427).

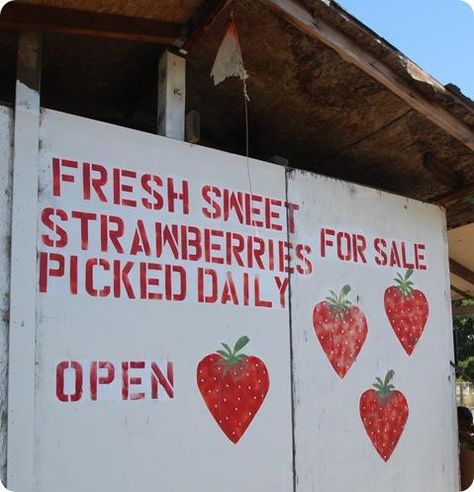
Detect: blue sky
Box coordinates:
(336, 0, 474, 99)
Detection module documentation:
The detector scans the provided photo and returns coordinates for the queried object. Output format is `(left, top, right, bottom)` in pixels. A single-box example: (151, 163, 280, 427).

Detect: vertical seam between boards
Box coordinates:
(285, 167, 297, 492)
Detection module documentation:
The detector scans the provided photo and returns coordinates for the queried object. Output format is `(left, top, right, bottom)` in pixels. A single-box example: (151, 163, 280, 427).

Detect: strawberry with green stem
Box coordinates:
(313, 285, 368, 378)
(197, 336, 269, 444)
(384, 269, 429, 355)
(360, 370, 409, 461)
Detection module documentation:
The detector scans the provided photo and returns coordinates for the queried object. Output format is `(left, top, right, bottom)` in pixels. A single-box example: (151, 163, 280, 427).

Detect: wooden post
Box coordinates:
(157, 50, 186, 140)
(7, 31, 42, 491)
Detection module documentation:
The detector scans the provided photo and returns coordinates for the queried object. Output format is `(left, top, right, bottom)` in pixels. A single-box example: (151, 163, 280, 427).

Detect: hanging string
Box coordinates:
(244, 81, 251, 194)
(242, 78, 261, 240)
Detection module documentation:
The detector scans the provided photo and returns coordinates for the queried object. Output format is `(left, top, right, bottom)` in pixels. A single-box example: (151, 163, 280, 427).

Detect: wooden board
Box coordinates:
(287, 170, 458, 491)
(2, 107, 459, 490)
(0, 105, 13, 486)
(34, 109, 294, 491)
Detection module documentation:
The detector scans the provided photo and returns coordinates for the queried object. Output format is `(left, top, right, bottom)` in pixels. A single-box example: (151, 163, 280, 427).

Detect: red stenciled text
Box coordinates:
(56, 360, 174, 402)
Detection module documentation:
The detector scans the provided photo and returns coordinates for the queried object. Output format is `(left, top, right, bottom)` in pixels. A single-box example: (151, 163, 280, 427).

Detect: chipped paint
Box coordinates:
(0, 105, 13, 486)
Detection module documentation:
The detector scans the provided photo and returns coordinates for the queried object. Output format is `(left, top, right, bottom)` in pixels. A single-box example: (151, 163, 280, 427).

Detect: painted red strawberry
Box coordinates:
(384, 269, 429, 355)
(360, 370, 409, 461)
(312, 285, 368, 378)
(197, 336, 269, 444)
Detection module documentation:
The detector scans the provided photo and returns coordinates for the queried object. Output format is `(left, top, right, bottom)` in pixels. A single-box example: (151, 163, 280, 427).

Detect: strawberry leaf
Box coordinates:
(221, 343, 232, 354)
(373, 370, 396, 398)
(216, 336, 251, 366)
(234, 336, 250, 354)
(341, 285, 351, 297)
(394, 270, 416, 296)
(326, 284, 353, 317)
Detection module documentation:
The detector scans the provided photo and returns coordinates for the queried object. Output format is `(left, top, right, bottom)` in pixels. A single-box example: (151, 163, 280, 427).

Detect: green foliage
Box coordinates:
(459, 356, 474, 382)
(454, 300, 474, 381)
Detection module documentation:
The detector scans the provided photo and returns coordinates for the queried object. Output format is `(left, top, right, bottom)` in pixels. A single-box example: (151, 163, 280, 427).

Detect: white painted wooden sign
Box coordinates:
(287, 171, 458, 490)
(3, 108, 459, 491)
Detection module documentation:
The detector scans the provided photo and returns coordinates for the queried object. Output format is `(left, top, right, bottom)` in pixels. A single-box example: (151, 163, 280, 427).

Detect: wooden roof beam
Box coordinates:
(258, 0, 474, 152)
(423, 153, 463, 188)
(450, 259, 474, 286)
(0, 2, 183, 45)
(430, 183, 474, 209)
(180, 0, 235, 54)
(453, 303, 474, 317)
(451, 285, 473, 301)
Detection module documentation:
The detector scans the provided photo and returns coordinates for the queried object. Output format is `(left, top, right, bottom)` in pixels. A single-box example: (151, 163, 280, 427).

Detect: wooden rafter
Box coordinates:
(0, 2, 183, 45)
(430, 183, 474, 209)
(451, 285, 472, 299)
(423, 153, 463, 188)
(257, 0, 474, 152)
(453, 303, 474, 317)
(450, 258, 474, 286)
(181, 0, 235, 53)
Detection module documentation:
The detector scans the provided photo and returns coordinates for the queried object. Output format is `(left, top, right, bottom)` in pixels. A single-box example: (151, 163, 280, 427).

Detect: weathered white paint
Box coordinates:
(7, 31, 42, 492)
(34, 109, 293, 491)
(287, 170, 458, 491)
(5, 105, 458, 490)
(157, 50, 186, 140)
(0, 105, 13, 487)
